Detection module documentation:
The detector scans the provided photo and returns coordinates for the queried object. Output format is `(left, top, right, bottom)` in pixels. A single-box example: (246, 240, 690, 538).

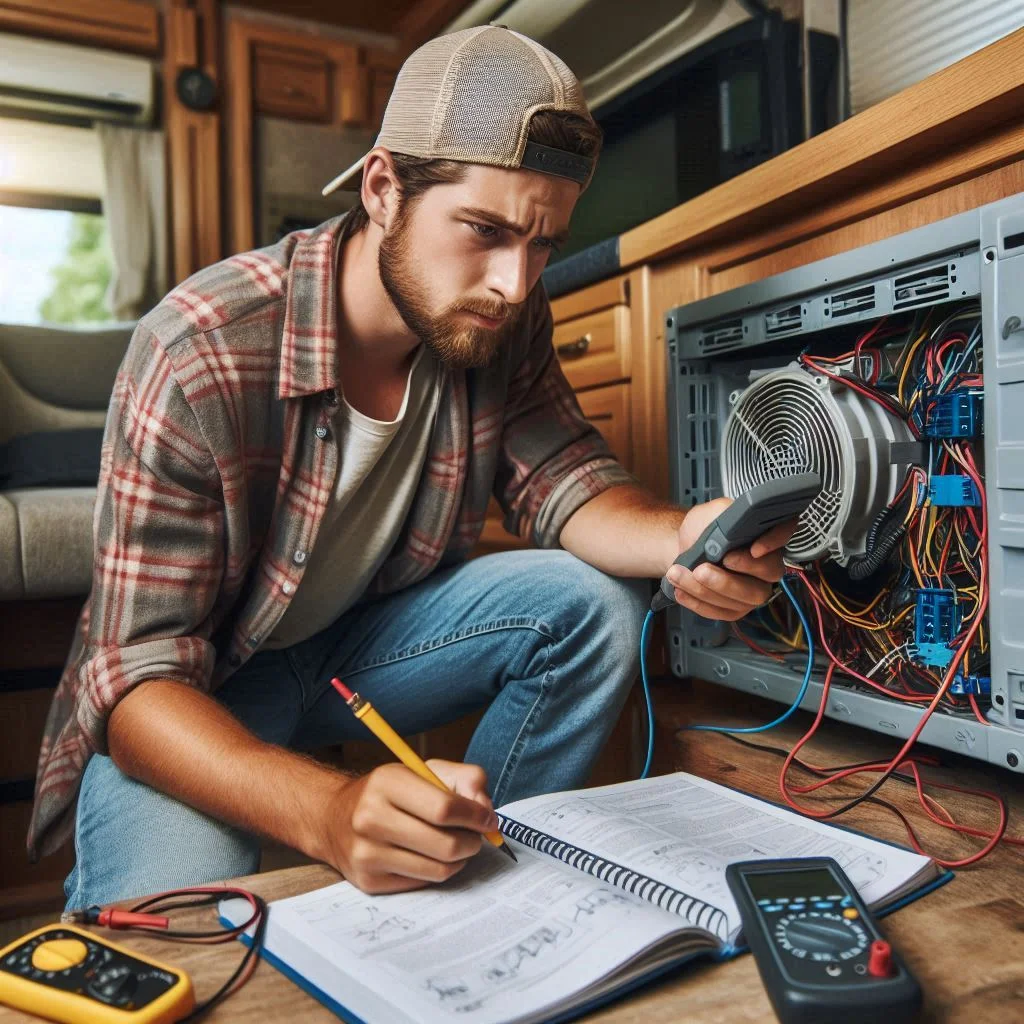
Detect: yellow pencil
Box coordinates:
(330, 677, 517, 862)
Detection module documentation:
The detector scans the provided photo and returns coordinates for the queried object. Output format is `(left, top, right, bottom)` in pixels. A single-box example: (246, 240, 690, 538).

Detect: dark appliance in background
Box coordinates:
(546, 6, 841, 283)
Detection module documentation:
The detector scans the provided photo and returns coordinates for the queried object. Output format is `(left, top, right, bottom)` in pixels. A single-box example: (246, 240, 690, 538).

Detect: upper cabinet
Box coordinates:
(0, 0, 160, 54)
(252, 42, 333, 122)
(225, 15, 400, 254)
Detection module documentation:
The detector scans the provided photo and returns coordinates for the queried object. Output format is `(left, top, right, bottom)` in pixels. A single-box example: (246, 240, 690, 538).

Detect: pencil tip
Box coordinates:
(501, 843, 518, 863)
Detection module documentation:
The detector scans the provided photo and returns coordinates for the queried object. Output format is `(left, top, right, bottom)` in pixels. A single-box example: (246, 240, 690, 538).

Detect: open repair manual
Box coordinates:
(220, 773, 950, 1024)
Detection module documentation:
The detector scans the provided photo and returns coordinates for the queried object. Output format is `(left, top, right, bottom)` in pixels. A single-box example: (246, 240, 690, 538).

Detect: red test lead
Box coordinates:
(63, 907, 170, 930)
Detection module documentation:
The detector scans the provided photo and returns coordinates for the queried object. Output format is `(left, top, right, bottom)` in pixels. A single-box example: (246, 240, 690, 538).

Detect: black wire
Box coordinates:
(715, 731, 941, 806)
(130, 893, 255, 940)
(125, 887, 268, 1021)
(178, 893, 269, 1022)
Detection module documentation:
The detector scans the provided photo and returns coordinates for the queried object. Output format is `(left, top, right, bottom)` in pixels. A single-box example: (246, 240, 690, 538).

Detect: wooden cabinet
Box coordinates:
(474, 272, 643, 555)
(366, 50, 402, 130)
(253, 43, 332, 121)
(0, 0, 160, 55)
(577, 383, 631, 465)
(226, 15, 399, 254)
(552, 305, 631, 390)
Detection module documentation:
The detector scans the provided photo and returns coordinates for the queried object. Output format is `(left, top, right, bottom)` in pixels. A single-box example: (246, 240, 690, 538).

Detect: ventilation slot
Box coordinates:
(765, 303, 803, 338)
(892, 264, 951, 310)
(828, 284, 875, 318)
(1004, 230, 1024, 252)
(685, 378, 719, 504)
(699, 318, 744, 353)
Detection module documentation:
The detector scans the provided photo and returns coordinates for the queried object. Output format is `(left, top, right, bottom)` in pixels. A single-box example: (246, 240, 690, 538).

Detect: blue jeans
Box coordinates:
(65, 549, 648, 909)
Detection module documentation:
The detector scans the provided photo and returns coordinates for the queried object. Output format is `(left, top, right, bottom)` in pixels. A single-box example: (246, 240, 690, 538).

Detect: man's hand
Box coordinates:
(664, 497, 796, 621)
(320, 759, 500, 894)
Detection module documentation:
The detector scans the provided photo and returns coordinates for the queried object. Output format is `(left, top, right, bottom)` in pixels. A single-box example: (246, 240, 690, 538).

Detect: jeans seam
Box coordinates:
(67, 765, 89, 910)
(490, 643, 557, 807)
(283, 647, 316, 714)
(344, 618, 561, 679)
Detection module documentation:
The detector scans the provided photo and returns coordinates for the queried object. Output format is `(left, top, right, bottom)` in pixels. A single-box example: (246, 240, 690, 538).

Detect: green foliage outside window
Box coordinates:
(39, 213, 113, 324)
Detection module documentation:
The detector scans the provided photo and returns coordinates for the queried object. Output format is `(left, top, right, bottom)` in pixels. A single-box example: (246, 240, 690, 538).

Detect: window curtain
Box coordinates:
(96, 123, 168, 322)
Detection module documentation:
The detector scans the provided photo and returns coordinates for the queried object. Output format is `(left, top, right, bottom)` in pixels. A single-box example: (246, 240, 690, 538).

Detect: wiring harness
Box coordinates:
(643, 308, 1021, 867)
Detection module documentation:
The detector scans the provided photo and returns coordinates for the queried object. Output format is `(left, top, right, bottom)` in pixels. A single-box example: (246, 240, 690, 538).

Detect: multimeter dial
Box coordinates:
(775, 911, 870, 961)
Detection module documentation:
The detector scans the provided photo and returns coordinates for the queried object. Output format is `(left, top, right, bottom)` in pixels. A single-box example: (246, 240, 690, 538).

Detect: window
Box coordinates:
(0, 203, 113, 325)
(0, 117, 114, 326)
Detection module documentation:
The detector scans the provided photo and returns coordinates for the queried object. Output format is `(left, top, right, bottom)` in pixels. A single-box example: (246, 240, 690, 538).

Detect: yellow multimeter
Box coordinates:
(0, 923, 194, 1023)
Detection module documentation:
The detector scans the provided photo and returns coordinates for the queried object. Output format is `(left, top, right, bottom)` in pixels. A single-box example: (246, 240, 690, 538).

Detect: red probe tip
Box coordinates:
(867, 939, 893, 977)
(330, 677, 355, 701)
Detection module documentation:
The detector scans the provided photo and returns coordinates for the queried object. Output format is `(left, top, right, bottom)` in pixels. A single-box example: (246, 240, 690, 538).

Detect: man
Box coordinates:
(31, 26, 791, 906)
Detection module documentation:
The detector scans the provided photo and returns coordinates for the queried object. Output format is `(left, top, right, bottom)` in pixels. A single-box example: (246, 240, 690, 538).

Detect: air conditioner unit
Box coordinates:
(0, 32, 155, 127)
(445, 0, 754, 111)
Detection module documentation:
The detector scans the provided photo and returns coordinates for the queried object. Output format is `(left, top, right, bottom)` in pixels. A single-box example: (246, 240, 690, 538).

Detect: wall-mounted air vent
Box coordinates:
(699, 317, 744, 353)
(892, 264, 951, 310)
(828, 284, 875, 317)
(765, 303, 803, 337)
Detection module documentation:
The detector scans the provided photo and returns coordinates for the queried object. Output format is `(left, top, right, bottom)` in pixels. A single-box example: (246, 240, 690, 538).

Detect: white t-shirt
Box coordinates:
(266, 346, 442, 648)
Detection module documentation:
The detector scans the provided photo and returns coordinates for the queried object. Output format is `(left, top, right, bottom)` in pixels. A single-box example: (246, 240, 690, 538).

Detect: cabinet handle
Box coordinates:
(557, 333, 591, 358)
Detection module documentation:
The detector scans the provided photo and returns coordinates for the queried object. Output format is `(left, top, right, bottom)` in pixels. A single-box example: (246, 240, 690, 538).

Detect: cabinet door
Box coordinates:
(577, 383, 632, 470)
(552, 305, 631, 391)
(253, 43, 332, 121)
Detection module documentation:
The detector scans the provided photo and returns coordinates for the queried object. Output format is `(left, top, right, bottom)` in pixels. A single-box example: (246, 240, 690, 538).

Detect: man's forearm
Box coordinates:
(558, 484, 685, 578)
(107, 679, 349, 864)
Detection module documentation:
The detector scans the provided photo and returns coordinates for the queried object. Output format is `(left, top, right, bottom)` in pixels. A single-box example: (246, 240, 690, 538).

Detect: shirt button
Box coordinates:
(293, 550, 307, 565)
(315, 425, 329, 439)
(248, 635, 260, 646)
(282, 581, 295, 595)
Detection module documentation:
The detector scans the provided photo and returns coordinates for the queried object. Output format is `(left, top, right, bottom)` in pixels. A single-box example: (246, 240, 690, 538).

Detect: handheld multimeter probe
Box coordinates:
(726, 857, 922, 1024)
(650, 472, 822, 613)
(636, 472, 822, 777)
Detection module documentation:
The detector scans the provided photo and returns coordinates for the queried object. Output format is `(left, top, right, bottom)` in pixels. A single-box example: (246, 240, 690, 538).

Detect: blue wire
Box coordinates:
(639, 577, 815, 780)
(639, 609, 656, 779)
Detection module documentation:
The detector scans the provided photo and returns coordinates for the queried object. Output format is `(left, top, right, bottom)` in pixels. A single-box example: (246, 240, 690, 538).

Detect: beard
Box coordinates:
(378, 209, 523, 370)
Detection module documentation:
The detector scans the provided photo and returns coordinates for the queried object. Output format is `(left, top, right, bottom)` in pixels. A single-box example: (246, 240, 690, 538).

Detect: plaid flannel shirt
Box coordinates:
(29, 215, 633, 859)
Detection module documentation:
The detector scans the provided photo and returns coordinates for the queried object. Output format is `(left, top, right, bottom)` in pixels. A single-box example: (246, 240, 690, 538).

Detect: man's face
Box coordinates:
(378, 163, 578, 369)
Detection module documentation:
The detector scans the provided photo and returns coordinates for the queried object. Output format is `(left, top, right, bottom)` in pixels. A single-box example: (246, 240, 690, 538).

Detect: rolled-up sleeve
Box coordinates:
(495, 289, 635, 548)
(76, 331, 224, 753)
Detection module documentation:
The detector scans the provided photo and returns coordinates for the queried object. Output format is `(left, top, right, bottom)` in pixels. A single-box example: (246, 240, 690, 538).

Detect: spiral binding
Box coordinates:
(498, 814, 730, 941)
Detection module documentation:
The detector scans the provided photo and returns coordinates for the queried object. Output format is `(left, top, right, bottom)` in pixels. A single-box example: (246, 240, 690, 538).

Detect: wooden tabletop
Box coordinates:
(2, 678, 1021, 1022)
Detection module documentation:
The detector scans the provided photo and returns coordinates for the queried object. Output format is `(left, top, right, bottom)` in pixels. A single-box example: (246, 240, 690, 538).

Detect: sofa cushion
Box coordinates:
(0, 488, 95, 600)
(0, 429, 104, 489)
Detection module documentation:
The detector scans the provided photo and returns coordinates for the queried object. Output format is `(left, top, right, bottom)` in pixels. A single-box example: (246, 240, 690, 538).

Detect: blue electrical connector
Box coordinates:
(913, 588, 960, 669)
(928, 474, 981, 507)
(922, 392, 982, 438)
(950, 673, 991, 695)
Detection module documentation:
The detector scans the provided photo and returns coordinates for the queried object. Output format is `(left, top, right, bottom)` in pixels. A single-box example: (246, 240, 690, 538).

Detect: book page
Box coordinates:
(499, 773, 935, 941)
(222, 845, 712, 1024)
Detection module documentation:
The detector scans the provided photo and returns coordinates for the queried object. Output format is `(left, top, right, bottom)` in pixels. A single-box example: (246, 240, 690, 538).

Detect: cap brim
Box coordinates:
(321, 153, 367, 196)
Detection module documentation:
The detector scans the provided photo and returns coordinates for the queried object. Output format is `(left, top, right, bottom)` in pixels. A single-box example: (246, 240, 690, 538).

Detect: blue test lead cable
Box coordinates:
(638, 575, 815, 779)
(639, 608, 657, 778)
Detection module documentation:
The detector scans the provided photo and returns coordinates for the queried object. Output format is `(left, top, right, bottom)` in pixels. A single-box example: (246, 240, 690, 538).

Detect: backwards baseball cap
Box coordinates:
(321, 25, 597, 197)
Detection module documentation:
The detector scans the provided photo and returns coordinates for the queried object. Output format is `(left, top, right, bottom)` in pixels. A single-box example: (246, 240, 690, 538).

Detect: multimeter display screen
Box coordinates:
(744, 866, 844, 902)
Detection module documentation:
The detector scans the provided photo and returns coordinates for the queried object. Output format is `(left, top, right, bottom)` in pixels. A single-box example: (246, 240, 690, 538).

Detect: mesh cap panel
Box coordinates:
(322, 26, 595, 195)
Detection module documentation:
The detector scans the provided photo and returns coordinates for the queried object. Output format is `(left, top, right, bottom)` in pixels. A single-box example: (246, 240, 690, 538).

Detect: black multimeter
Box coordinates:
(650, 471, 821, 612)
(726, 857, 922, 1024)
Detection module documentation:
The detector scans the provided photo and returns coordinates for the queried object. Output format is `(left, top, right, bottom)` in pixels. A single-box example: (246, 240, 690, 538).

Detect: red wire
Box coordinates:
(779, 540, 1016, 865)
